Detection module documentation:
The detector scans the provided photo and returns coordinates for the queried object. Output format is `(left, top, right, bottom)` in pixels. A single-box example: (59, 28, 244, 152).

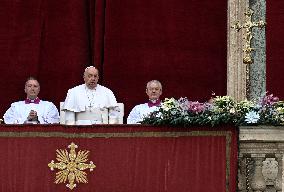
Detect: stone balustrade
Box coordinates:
(238, 126, 284, 192)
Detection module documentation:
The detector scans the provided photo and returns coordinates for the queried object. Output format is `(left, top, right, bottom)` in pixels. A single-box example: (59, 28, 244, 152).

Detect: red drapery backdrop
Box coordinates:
(1, 0, 93, 117)
(102, 0, 227, 116)
(0, 0, 227, 119)
(267, 2, 284, 99)
(0, 125, 237, 192)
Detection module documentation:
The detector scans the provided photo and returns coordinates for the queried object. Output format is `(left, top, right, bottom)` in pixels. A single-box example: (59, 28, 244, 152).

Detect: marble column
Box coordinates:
(248, 0, 266, 100)
(227, 0, 266, 101)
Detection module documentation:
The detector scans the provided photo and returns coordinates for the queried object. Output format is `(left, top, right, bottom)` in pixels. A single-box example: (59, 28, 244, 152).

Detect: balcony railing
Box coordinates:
(238, 126, 284, 192)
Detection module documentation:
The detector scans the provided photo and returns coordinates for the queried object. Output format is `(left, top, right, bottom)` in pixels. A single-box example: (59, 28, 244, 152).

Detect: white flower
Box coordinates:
(245, 111, 260, 124)
(156, 112, 163, 119)
(229, 108, 236, 114)
(161, 98, 178, 111)
(162, 106, 170, 111)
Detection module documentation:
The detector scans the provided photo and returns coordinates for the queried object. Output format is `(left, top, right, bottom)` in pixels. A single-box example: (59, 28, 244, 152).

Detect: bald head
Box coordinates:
(83, 66, 99, 89)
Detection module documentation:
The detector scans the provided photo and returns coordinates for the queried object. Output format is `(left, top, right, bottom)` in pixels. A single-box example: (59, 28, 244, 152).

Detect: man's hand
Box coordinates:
(27, 110, 38, 121)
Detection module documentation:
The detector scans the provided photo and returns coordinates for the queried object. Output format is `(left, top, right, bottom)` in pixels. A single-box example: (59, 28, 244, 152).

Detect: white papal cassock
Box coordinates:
(127, 103, 159, 124)
(3, 101, 60, 124)
(62, 84, 118, 125)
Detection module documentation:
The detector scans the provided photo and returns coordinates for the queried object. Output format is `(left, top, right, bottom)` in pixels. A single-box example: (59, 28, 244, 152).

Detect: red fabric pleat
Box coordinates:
(267, 2, 284, 99)
(0, 0, 227, 119)
(102, 0, 227, 116)
(0, 0, 91, 116)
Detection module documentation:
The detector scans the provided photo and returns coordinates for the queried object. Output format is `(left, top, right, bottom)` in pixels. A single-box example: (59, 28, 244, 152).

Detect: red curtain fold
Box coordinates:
(0, 0, 227, 119)
(0, 0, 92, 116)
(0, 125, 237, 192)
(266, 2, 284, 99)
(90, 0, 106, 73)
(37, 0, 91, 103)
(102, 0, 227, 116)
(1, 0, 46, 114)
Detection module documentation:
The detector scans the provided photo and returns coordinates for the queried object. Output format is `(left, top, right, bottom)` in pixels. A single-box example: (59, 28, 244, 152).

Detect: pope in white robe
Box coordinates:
(62, 66, 118, 125)
(127, 80, 163, 124)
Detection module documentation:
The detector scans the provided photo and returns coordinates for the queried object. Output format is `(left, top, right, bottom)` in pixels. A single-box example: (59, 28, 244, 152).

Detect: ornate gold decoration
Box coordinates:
(48, 142, 96, 190)
(231, 8, 266, 64)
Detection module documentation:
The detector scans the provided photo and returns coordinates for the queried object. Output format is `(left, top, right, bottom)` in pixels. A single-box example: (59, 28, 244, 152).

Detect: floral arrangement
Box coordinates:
(141, 93, 284, 127)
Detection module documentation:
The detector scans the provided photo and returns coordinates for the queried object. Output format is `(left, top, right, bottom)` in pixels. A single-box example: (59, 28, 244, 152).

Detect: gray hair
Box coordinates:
(146, 80, 162, 90)
(83, 66, 99, 76)
(84, 66, 96, 72)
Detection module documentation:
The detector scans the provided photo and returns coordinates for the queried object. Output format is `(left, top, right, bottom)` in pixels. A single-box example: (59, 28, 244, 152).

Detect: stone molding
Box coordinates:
(239, 126, 284, 142)
(239, 126, 284, 191)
